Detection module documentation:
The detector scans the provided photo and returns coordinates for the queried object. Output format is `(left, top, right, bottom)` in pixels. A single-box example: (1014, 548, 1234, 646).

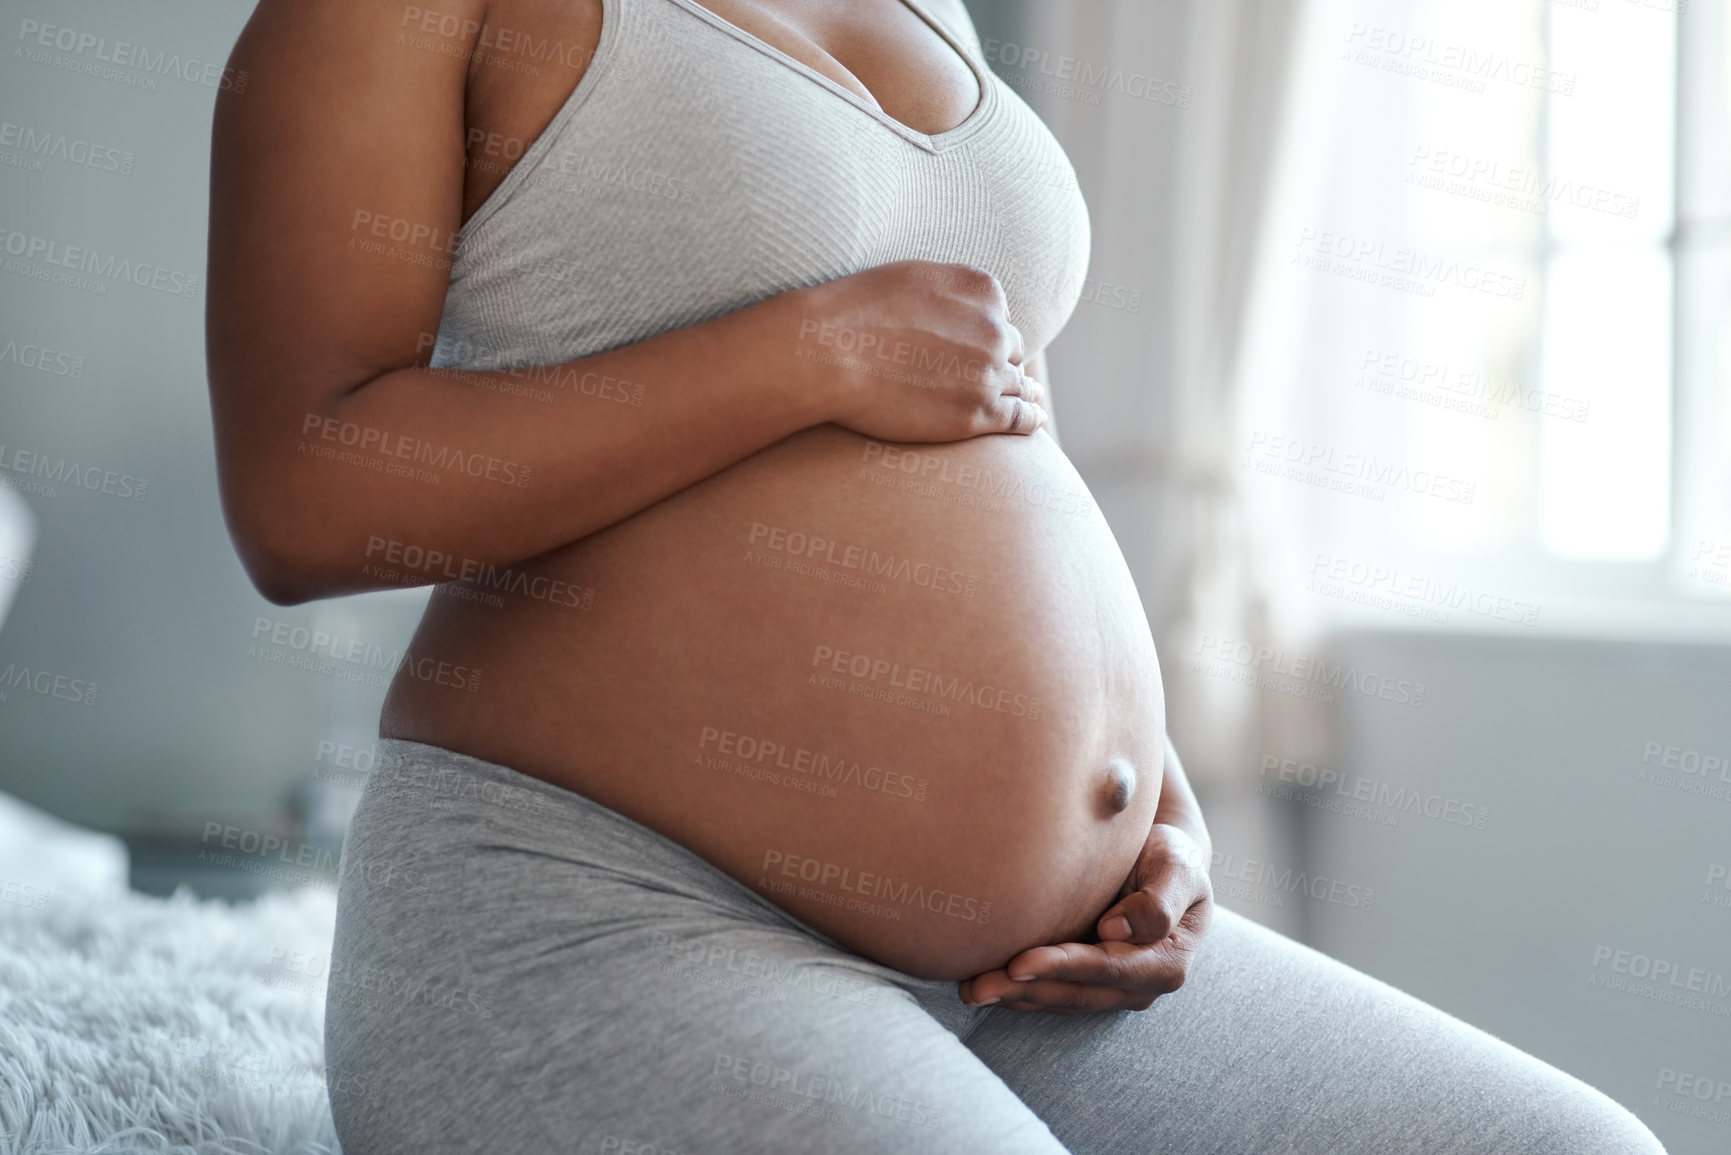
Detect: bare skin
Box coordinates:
(207, 0, 1211, 991)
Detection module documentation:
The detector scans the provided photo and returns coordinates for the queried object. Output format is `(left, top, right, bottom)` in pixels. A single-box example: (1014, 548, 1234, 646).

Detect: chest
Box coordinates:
(437, 0, 1091, 367)
(460, 0, 979, 228)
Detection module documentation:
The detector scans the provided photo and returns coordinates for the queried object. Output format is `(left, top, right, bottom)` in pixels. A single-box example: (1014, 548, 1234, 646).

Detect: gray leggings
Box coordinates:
(325, 739, 1664, 1154)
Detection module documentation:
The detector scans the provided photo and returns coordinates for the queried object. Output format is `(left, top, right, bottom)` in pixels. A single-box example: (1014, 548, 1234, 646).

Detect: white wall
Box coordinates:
(1297, 630, 1730, 1153)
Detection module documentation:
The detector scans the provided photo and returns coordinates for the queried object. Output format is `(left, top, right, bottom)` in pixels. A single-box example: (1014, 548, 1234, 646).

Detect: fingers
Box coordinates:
(1098, 830, 1215, 944)
(958, 914, 1213, 1012)
(987, 978, 1154, 1014)
(961, 967, 1132, 1012)
(992, 392, 1046, 437)
(1005, 941, 1125, 984)
(957, 939, 1193, 1012)
(1002, 363, 1044, 407)
(991, 352, 1045, 436)
(1099, 886, 1183, 944)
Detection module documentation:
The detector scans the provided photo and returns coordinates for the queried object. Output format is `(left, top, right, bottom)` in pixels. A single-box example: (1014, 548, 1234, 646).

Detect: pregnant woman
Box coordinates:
(206, 0, 1665, 1150)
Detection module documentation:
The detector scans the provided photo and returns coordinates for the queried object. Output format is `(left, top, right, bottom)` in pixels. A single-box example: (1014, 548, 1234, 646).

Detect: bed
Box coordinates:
(0, 787, 341, 1155)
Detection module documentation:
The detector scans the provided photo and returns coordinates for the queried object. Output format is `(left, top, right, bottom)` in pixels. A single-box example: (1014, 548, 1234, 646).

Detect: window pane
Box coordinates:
(1546, 1, 1676, 245)
(1536, 247, 1671, 559)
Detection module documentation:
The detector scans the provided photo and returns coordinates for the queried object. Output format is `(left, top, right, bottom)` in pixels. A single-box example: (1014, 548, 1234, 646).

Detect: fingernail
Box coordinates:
(1104, 916, 1132, 939)
(1008, 969, 1037, 982)
(976, 995, 1000, 1006)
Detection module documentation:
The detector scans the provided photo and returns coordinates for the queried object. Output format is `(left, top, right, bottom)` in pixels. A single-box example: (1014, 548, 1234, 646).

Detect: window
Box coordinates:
(1242, 0, 1729, 634)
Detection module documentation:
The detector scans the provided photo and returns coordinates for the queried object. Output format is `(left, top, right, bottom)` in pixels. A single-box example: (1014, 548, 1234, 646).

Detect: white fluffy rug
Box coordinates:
(0, 880, 341, 1155)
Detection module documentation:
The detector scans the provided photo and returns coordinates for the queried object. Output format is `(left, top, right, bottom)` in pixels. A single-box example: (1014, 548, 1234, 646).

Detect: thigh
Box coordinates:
(963, 908, 1665, 1155)
(328, 793, 1070, 1155)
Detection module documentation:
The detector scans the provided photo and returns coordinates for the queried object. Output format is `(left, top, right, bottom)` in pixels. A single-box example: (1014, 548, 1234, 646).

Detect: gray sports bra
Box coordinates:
(429, 0, 1091, 376)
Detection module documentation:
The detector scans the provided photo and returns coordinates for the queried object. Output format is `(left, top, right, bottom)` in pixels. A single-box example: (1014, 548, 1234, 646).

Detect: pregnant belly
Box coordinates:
(381, 423, 1166, 980)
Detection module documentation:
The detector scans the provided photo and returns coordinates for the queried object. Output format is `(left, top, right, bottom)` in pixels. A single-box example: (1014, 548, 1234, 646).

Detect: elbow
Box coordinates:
(234, 528, 326, 607)
(247, 561, 321, 607)
(222, 491, 337, 606)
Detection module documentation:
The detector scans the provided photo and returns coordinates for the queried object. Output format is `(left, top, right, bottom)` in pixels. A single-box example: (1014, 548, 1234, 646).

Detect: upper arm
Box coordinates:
(205, 0, 479, 486)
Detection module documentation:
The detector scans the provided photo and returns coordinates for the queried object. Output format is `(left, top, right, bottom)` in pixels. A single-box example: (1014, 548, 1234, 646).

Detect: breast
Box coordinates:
(387, 424, 1165, 978)
(433, 5, 1091, 377)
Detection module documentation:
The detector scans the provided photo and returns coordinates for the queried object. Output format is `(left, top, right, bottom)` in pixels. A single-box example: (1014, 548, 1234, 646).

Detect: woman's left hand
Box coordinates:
(957, 823, 1214, 1013)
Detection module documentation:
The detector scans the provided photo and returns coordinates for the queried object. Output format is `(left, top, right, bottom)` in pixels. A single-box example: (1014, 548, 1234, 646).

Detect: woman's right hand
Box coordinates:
(793, 260, 1047, 443)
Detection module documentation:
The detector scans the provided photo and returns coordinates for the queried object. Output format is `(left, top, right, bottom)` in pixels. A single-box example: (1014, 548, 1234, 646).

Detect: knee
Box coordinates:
(1512, 1084, 1667, 1155)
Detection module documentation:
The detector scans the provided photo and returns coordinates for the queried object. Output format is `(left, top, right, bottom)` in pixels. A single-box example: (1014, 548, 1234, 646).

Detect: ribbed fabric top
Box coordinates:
(431, 0, 1092, 373)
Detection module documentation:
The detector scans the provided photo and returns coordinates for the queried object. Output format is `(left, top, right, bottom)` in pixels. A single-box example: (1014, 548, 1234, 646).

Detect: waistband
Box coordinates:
(366, 737, 857, 950)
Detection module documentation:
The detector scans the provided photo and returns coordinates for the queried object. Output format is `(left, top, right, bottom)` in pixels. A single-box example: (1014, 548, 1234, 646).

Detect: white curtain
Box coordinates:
(1011, 0, 1318, 908)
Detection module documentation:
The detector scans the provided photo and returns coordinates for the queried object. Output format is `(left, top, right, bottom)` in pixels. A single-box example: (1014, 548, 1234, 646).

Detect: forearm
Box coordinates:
(214, 289, 827, 604)
(1153, 733, 1211, 863)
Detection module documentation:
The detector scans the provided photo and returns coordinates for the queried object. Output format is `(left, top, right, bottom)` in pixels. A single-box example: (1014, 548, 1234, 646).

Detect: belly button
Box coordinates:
(1100, 757, 1136, 816)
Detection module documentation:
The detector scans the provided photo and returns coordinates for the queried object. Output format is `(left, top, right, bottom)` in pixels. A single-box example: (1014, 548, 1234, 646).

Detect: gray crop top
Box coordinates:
(428, 0, 1092, 376)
